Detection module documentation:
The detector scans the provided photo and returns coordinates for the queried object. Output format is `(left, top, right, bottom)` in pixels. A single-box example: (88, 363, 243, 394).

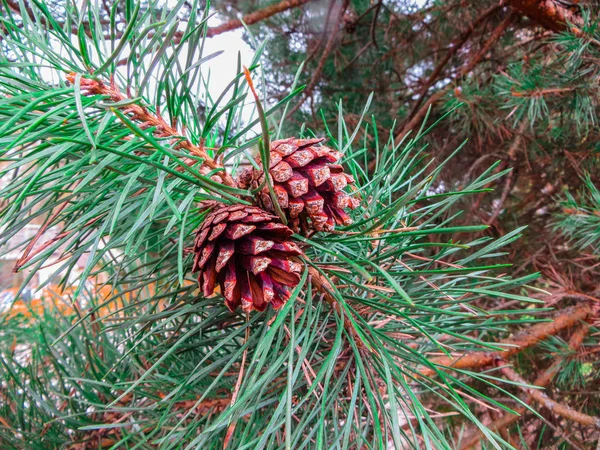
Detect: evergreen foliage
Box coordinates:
(555, 176, 600, 254)
(0, 1, 598, 449)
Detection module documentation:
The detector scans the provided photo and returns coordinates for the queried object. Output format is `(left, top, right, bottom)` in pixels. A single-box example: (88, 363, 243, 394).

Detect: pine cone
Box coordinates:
(237, 138, 359, 232)
(193, 204, 303, 313)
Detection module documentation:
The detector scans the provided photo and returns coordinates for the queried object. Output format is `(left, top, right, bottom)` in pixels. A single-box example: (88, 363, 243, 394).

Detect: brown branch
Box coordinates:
(486, 120, 528, 226)
(206, 0, 315, 38)
(223, 318, 250, 450)
(422, 303, 593, 377)
(499, 362, 600, 429)
(3, 0, 312, 41)
(287, 0, 350, 118)
(507, 0, 581, 33)
(406, 4, 503, 121)
(459, 322, 591, 449)
(66, 73, 236, 188)
(305, 0, 337, 64)
(394, 12, 516, 143)
(308, 266, 369, 352)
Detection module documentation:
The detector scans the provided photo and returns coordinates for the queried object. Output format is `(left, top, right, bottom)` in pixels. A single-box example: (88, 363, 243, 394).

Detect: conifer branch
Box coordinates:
(287, 0, 350, 117)
(423, 303, 594, 376)
(308, 266, 369, 352)
(486, 120, 528, 226)
(499, 362, 600, 429)
(66, 73, 237, 188)
(507, 0, 581, 33)
(406, 3, 503, 120)
(393, 11, 516, 145)
(206, 0, 315, 37)
(460, 322, 591, 448)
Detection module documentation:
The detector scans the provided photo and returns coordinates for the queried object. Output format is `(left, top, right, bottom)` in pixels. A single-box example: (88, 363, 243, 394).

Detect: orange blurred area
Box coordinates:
(0, 282, 167, 321)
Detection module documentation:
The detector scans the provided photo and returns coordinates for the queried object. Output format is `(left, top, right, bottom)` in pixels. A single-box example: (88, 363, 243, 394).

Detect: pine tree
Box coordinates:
(0, 1, 598, 450)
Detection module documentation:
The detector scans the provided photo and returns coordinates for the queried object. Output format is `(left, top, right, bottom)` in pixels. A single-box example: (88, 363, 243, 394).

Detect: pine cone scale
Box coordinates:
(271, 162, 293, 182)
(238, 137, 359, 232)
(194, 204, 303, 313)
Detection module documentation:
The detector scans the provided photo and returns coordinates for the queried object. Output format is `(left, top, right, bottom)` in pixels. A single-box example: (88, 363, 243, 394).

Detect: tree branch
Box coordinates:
(422, 303, 593, 376)
(406, 4, 503, 122)
(393, 12, 516, 144)
(507, 0, 581, 33)
(66, 73, 236, 188)
(459, 322, 591, 449)
(486, 120, 528, 226)
(499, 362, 600, 429)
(207, 0, 315, 37)
(308, 266, 368, 352)
(286, 0, 350, 118)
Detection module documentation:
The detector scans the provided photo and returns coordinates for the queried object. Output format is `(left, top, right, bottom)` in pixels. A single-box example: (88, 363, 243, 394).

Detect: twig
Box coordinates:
(486, 120, 528, 226)
(369, 0, 383, 49)
(499, 362, 600, 429)
(393, 12, 516, 143)
(305, 0, 336, 64)
(506, 0, 582, 33)
(406, 4, 503, 120)
(287, 0, 350, 118)
(66, 73, 236, 188)
(459, 323, 591, 449)
(308, 266, 369, 352)
(422, 303, 593, 377)
(13, 179, 80, 271)
(206, 0, 315, 38)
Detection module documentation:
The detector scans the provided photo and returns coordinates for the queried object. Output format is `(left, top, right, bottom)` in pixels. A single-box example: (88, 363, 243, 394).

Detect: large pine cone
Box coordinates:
(237, 138, 359, 232)
(193, 204, 303, 313)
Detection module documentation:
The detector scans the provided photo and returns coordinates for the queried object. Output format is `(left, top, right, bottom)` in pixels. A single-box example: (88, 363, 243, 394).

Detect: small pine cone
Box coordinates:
(237, 138, 359, 232)
(193, 204, 303, 313)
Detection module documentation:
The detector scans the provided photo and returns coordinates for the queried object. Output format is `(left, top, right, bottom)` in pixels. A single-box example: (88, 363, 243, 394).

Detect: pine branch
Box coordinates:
(460, 322, 591, 448)
(423, 303, 594, 376)
(486, 120, 528, 226)
(507, 0, 582, 33)
(499, 362, 600, 429)
(287, 0, 350, 118)
(207, 0, 315, 37)
(308, 266, 368, 351)
(406, 4, 503, 121)
(393, 11, 516, 144)
(66, 73, 237, 188)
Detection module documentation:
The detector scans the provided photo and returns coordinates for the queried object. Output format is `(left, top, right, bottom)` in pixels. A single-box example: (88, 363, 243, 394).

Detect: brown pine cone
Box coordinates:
(193, 204, 303, 313)
(236, 137, 359, 232)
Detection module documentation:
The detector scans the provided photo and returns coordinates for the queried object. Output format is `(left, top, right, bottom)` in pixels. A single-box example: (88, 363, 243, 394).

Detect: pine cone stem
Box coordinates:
(66, 73, 237, 188)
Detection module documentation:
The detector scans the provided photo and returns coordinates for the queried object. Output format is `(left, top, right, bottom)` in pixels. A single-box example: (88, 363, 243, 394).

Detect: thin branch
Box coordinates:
(308, 266, 369, 352)
(507, 0, 581, 33)
(394, 12, 516, 142)
(486, 120, 528, 226)
(460, 322, 591, 449)
(66, 73, 236, 188)
(287, 0, 350, 118)
(406, 4, 503, 121)
(422, 303, 594, 376)
(207, 0, 315, 38)
(223, 319, 250, 449)
(499, 362, 600, 429)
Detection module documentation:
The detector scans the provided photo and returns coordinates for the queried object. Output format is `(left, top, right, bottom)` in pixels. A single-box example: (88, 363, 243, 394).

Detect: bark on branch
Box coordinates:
(499, 363, 600, 429)
(207, 0, 315, 37)
(507, 0, 581, 33)
(66, 73, 236, 188)
(422, 303, 593, 376)
(459, 322, 591, 449)
(394, 12, 516, 144)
